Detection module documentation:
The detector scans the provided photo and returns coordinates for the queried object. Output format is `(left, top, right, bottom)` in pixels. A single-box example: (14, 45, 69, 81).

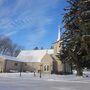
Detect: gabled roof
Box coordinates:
(17, 49, 54, 62)
(0, 54, 21, 62)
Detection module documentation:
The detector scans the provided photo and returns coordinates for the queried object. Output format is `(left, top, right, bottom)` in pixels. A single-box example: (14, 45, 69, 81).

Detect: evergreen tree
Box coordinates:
(33, 47, 39, 50)
(59, 0, 90, 76)
(41, 47, 44, 50)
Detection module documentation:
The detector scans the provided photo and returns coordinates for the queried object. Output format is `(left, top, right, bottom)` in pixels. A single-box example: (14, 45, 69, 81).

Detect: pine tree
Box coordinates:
(60, 0, 90, 76)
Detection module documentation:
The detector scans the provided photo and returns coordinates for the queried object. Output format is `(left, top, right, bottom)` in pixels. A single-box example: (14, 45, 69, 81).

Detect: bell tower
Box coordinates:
(54, 26, 62, 55)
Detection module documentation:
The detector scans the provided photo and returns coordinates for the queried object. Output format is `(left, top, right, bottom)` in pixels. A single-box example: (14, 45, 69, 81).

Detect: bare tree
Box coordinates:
(0, 36, 22, 57)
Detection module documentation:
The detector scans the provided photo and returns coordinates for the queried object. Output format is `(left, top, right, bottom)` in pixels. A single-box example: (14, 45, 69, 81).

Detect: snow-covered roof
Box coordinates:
(0, 49, 54, 62)
(0, 54, 21, 62)
(17, 49, 54, 62)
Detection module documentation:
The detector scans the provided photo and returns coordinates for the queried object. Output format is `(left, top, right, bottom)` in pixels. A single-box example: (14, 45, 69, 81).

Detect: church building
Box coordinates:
(0, 27, 72, 74)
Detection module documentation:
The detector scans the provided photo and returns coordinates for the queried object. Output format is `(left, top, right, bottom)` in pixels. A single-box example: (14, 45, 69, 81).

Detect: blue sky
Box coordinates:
(0, 0, 67, 50)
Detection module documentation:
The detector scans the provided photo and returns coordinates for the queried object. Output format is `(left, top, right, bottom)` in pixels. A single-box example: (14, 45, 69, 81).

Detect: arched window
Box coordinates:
(44, 65, 49, 71)
(44, 65, 47, 71)
(47, 65, 49, 71)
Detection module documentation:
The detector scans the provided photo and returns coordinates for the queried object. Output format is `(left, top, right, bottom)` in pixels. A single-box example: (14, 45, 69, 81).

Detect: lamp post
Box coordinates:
(20, 62, 23, 77)
(40, 64, 42, 78)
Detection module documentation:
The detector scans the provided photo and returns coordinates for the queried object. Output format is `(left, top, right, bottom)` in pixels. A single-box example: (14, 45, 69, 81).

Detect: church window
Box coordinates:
(44, 65, 47, 71)
(14, 63, 18, 66)
(47, 65, 49, 71)
(44, 65, 49, 71)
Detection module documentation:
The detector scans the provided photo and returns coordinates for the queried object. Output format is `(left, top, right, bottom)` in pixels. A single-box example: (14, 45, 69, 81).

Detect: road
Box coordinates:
(0, 76, 90, 90)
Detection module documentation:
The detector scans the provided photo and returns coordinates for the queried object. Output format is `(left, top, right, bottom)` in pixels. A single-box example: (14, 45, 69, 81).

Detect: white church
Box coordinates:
(0, 27, 72, 74)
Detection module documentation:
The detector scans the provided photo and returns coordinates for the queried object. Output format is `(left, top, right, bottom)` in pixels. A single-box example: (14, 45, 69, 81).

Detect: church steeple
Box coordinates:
(57, 26, 61, 41)
(54, 26, 62, 54)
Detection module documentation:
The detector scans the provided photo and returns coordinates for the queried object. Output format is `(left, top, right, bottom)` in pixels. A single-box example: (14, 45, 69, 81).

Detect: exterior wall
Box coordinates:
(51, 55, 64, 73)
(41, 54, 53, 74)
(5, 60, 21, 72)
(54, 43, 59, 55)
(0, 58, 5, 72)
(22, 62, 40, 72)
(54, 41, 62, 55)
(56, 59, 64, 72)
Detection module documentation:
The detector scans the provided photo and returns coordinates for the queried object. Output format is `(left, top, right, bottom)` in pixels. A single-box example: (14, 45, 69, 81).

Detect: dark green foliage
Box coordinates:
(33, 47, 39, 50)
(59, 0, 90, 76)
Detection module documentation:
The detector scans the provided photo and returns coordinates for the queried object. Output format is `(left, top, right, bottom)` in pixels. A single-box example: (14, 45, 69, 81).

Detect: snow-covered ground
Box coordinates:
(0, 71, 90, 90)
